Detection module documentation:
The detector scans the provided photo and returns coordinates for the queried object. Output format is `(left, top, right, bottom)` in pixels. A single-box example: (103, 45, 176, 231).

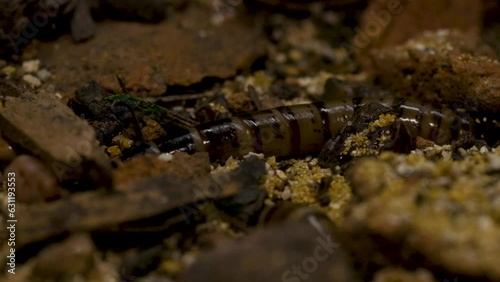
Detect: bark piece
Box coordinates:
(0, 79, 112, 188)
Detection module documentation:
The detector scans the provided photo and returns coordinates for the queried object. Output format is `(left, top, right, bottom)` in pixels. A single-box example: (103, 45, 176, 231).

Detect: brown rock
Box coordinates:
(38, 3, 267, 98)
(370, 30, 500, 113)
(415, 136, 436, 150)
(3, 155, 64, 203)
(0, 79, 112, 188)
(179, 220, 359, 282)
(30, 233, 97, 281)
(141, 119, 167, 142)
(70, 0, 96, 42)
(341, 150, 500, 281)
(226, 91, 257, 113)
(344, 158, 388, 201)
(355, 0, 483, 69)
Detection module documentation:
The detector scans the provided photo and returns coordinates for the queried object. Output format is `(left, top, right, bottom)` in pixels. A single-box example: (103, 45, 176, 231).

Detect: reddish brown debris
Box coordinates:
(29, 233, 98, 281)
(113, 152, 211, 187)
(38, 3, 267, 98)
(370, 30, 500, 112)
(355, 0, 483, 69)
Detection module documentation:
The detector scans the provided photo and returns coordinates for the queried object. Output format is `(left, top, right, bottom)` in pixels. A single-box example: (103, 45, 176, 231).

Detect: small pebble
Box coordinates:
(441, 151, 452, 159)
(458, 147, 468, 157)
(158, 153, 174, 162)
(36, 69, 52, 81)
(276, 169, 287, 181)
(106, 146, 122, 159)
(22, 59, 41, 73)
(264, 198, 275, 206)
(329, 203, 341, 209)
(275, 53, 287, 63)
(265, 162, 271, 170)
(288, 49, 303, 62)
(282, 187, 292, 200)
(180, 251, 201, 269)
(3, 155, 62, 203)
(45, 84, 56, 93)
(22, 74, 42, 88)
(2, 66, 16, 76)
(396, 162, 416, 177)
(112, 135, 133, 150)
(160, 259, 182, 276)
(243, 152, 264, 159)
(480, 146, 489, 154)
(488, 154, 500, 171)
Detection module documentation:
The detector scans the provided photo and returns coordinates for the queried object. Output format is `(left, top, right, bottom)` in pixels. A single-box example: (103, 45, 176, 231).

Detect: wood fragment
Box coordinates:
(15, 155, 266, 247)
(16, 172, 236, 248)
(247, 85, 264, 111)
(144, 93, 209, 103)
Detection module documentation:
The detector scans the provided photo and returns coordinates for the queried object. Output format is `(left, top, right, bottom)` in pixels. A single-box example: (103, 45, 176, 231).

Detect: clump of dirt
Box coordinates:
(355, 0, 482, 68)
(1, 1, 500, 282)
(113, 152, 211, 186)
(341, 146, 500, 281)
(370, 29, 500, 113)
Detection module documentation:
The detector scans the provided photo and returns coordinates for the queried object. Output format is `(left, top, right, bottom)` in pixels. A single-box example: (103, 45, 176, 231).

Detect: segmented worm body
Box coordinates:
(159, 90, 496, 161)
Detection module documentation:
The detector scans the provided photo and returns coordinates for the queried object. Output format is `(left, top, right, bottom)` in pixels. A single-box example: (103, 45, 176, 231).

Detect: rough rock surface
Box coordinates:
(113, 152, 211, 186)
(370, 30, 500, 113)
(355, 0, 483, 68)
(0, 79, 112, 188)
(38, 3, 267, 98)
(342, 148, 500, 281)
(179, 219, 359, 282)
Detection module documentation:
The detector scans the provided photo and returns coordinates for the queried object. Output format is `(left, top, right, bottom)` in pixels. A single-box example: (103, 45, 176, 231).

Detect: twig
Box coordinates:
(145, 93, 209, 103)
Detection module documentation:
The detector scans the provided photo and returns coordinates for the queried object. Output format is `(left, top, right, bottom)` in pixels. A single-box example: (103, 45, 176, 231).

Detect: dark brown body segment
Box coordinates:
(160, 101, 351, 160)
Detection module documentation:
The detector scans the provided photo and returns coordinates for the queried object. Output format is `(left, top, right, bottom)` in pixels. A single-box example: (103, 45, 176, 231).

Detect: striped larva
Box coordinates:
(158, 91, 496, 161)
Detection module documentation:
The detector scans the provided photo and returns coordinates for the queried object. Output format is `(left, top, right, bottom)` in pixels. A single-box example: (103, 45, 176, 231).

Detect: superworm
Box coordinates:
(158, 91, 497, 161)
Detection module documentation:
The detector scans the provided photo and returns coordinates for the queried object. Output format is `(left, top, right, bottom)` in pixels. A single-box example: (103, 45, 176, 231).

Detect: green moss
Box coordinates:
(107, 93, 167, 121)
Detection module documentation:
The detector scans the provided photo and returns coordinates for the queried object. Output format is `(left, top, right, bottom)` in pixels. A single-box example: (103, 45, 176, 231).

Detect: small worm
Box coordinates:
(158, 93, 496, 161)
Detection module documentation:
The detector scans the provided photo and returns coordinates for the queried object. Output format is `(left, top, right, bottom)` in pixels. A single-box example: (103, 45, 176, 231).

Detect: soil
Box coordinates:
(0, 1, 499, 281)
